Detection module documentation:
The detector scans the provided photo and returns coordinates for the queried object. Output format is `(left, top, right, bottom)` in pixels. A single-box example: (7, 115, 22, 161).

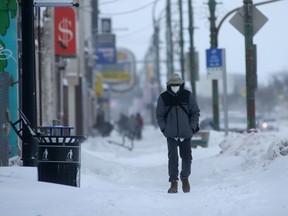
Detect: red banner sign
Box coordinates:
(54, 7, 77, 56)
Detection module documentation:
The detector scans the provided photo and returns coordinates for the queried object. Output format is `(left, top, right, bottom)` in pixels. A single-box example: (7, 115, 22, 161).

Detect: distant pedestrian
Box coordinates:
(117, 112, 129, 133)
(135, 112, 144, 140)
(156, 73, 200, 193)
(94, 108, 105, 130)
(128, 114, 136, 139)
(94, 108, 113, 137)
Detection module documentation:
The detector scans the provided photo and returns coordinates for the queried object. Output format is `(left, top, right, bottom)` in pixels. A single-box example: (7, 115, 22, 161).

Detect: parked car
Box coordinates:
(225, 115, 247, 133)
(199, 117, 215, 130)
(200, 115, 247, 133)
(220, 111, 247, 133)
(258, 117, 279, 131)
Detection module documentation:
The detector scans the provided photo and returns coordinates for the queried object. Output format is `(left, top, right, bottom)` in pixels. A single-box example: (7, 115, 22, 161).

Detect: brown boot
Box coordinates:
(181, 177, 190, 193)
(167, 180, 178, 193)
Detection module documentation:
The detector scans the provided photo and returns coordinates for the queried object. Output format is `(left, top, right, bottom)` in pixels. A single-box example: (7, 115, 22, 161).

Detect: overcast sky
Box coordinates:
(99, 0, 288, 85)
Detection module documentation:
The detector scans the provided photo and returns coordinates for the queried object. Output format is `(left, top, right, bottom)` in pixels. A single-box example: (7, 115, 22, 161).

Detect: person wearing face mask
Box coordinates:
(156, 72, 200, 193)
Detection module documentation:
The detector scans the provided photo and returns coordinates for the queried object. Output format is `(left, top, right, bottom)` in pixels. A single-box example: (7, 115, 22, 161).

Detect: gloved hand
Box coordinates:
(174, 137, 185, 142)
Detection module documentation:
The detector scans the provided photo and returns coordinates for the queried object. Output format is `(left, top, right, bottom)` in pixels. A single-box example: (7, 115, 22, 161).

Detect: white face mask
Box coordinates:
(171, 86, 180, 93)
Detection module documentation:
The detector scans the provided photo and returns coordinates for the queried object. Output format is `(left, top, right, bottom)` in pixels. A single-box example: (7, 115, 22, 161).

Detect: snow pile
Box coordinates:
(1, 125, 288, 216)
(266, 139, 288, 159)
(218, 131, 288, 169)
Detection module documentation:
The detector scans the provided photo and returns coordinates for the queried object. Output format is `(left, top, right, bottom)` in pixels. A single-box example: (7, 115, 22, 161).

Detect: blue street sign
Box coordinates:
(206, 48, 222, 68)
(95, 43, 117, 64)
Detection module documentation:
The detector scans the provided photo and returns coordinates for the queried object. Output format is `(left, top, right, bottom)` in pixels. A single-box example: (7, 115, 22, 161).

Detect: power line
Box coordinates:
(99, 0, 119, 6)
(117, 24, 153, 38)
(101, 0, 158, 16)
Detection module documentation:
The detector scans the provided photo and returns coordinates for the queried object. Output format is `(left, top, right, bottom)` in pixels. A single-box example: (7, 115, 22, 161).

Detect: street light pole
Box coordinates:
(208, 0, 220, 130)
(21, 0, 37, 166)
(20, 1, 81, 166)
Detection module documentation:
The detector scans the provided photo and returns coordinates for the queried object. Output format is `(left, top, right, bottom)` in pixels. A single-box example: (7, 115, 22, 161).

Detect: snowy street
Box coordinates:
(1, 1, 288, 216)
(1, 125, 288, 216)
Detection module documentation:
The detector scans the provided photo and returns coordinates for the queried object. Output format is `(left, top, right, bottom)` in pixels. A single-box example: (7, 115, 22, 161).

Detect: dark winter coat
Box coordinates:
(156, 85, 200, 139)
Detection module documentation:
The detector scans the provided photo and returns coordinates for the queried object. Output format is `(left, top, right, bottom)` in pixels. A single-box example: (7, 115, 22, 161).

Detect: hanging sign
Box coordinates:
(54, 7, 77, 56)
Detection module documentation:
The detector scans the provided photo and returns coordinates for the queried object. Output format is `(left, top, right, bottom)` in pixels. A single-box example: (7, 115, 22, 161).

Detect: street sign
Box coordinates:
(229, 6, 268, 36)
(101, 18, 112, 33)
(95, 44, 116, 64)
(206, 48, 224, 80)
(95, 33, 115, 44)
(206, 48, 222, 68)
(95, 33, 116, 64)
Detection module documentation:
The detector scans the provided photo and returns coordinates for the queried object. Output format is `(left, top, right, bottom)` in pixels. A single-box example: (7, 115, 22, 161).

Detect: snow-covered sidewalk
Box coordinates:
(1, 126, 288, 216)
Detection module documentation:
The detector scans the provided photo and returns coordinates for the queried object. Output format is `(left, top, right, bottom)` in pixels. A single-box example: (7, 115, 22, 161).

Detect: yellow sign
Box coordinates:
(94, 73, 103, 97)
(101, 72, 131, 81)
(96, 49, 135, 83)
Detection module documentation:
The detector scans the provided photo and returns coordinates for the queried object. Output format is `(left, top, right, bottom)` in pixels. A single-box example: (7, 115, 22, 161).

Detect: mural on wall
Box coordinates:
(0, 0, 18, 158)
(0, 0, 17, 69)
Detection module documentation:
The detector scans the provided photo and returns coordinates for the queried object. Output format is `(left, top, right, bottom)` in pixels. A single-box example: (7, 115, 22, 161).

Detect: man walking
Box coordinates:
(156, 73, 200, 193)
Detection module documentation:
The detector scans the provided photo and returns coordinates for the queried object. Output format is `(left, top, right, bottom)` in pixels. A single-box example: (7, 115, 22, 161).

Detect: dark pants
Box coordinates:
(167, 137, 192, 182)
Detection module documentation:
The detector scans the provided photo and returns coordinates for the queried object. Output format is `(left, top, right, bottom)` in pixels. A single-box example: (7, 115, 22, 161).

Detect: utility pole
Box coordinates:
(215, 0, 279, 130)
(178, 0, 185, 80)
(154, 23, 161, 94)
(188, 0, 196, 98)
(92, 0, 99, 90)
(152, 0, 161, 93)
(208, 0, 219, 130)
(21, 0, 37, 166)
(92, 0, 99, 35)
(243, 0, 256, 129)
(166, 0, 174, 77)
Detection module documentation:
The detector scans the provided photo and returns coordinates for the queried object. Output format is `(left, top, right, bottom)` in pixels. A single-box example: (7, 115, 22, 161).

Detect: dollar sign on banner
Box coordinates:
(58, 18, 73, 49)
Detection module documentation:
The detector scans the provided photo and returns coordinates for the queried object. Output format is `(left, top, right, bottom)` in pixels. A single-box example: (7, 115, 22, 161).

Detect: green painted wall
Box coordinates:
(0, 0, 19, 158)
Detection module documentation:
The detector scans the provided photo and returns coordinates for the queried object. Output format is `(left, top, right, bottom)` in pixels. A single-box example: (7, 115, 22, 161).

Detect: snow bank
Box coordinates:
(219, 131, 288, 166)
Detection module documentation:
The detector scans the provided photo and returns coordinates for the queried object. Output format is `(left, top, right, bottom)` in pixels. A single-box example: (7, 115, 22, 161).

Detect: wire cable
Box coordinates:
(101, 0, 158, 16)
(117, 24, 153, 38)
